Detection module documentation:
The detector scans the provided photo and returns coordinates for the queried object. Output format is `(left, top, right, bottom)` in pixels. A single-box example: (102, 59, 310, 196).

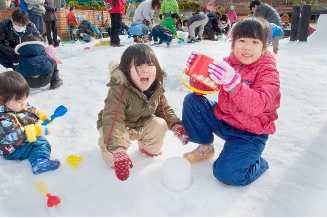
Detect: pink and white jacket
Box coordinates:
(214, 50, 281, 135)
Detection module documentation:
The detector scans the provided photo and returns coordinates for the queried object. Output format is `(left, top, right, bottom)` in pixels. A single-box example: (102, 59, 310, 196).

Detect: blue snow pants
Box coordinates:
(152, 28, 173, 43)
(4, 136, 51, 165)
(182, 93, 269, 186)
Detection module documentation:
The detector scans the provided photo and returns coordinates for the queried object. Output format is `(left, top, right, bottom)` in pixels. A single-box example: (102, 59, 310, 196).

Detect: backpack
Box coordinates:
(90, 23, 100, 35)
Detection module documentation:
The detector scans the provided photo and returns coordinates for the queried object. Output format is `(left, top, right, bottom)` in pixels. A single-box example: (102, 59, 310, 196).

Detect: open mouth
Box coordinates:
(242, 53, 252, 57)
(140, 77, 149, 84)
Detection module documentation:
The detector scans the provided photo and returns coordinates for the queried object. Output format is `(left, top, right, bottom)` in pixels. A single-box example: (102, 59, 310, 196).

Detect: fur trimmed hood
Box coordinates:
(107, 61, 128, 87)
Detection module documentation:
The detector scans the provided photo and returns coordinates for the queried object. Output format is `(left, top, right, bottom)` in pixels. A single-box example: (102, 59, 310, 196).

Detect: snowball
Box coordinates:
(161, 157, 192, 192)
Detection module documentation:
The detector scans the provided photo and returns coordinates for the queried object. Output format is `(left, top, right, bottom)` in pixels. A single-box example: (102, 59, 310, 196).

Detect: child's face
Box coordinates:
(4, 97, 27, 112)
(233, 37, 266, 65)
(130, 62, 156, 91)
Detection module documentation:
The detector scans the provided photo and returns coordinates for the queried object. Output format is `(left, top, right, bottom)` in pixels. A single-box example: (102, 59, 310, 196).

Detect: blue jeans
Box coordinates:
(152, 28, 173, 42)
(4, 136, 51, 164)
(182, 93, 269, 185)
(28, 9, 43, 33)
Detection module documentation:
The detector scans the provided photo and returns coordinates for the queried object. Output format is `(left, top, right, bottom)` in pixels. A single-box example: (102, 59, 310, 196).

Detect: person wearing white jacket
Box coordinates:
(133, 0, 161, 32)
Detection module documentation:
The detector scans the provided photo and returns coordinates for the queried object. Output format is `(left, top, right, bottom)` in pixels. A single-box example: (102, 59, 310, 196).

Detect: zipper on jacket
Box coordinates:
(142, 100, 148, 109)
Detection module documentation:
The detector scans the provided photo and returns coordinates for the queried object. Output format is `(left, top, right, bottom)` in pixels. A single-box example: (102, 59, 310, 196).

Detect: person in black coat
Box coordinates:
(43, 0, 59, 47)
(0, 9, 42, 69)
(250, 0, 283, 26)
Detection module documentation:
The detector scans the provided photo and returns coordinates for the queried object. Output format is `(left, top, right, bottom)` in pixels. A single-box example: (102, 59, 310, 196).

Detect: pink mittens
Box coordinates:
(208, 61, 241, 91)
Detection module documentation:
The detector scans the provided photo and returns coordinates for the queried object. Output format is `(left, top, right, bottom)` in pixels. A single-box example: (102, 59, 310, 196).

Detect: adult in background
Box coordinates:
(226, 6, 237, 26)
(105, 0, 125, 47)
(24, 0, 46, 34)
(133, 0, 161, 33)
(250, 0, 283, 26)
(159, 0, 178, 20)
(43, 0, 59, 47)
(0, 9, 42, 69)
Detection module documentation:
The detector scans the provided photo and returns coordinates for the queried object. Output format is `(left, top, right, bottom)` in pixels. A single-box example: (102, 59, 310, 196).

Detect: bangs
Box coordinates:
(232, 17, 271, 45)
(132, 46, 157, 67)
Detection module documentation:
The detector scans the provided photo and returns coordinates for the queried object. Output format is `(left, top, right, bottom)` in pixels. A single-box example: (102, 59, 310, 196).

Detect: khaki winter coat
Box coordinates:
(97, 63, 181, 151)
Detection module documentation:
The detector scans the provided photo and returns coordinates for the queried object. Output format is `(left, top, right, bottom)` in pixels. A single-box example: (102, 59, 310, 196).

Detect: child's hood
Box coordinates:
(15, 41, 46, 56)
(106, 62, 128, 87)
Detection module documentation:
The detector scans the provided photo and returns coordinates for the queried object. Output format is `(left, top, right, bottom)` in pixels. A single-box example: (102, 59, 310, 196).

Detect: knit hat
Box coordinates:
(230, 6, 234, 11)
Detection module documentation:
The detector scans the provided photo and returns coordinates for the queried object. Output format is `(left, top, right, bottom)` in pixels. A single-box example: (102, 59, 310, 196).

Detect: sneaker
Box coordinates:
(32, 158, 61, 174)
(139, 147, 162, 157)
(183, 144, 214, 162)
(195, 37, 202, 42)
(152, 41, 159, 47)
(50, 78, 63, 90)
(166, 42, 170, 48)
(187, 39, 196, 43)
(158, 39, 163, 44)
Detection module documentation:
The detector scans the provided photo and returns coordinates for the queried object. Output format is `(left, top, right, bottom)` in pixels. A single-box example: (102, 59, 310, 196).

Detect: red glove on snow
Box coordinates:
(172, 124, 189, 145)
(113, 150, 133, 181)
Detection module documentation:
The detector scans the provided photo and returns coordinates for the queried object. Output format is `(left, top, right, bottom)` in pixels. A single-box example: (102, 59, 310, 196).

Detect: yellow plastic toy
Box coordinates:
(95, 39, 110, 47)
(66, 154, 83, 169)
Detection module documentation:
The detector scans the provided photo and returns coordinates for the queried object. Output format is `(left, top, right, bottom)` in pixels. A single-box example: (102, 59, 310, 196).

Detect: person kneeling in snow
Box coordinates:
(14, 34, 63, 90)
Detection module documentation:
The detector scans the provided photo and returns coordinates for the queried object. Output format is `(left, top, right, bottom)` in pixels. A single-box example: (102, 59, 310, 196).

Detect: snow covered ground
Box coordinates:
(0, 15, 327, 216)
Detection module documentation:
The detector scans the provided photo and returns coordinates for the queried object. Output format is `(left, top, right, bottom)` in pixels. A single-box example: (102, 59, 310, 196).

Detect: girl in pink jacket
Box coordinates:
(182, 17, 281, 186)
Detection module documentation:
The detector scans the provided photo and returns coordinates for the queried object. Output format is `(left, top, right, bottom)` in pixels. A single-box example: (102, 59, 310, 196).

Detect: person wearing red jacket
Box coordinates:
(104, 0, 125, 47)
(181, 17, 281, 186)
(66, 6, 78, 41)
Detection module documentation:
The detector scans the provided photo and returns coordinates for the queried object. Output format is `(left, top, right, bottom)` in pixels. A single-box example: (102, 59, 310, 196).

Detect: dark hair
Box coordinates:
(183, 20, 188, 26)
(249, 0, 261, 10)
(11, 9, 30, 26)
(119, 44, 166, 91)
(22, 33, 41, 42)
(0, 71, 30, 104)
(221, 14, 229, 23)
(171, 13, 180, 21)
(231, 17, 271, 49)
(151, 0, 161, 10)
(70, 6, 74, 11)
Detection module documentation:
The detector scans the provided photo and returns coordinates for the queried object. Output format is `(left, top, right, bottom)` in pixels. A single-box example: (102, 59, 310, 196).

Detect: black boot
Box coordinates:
(50, 64, 63, 89)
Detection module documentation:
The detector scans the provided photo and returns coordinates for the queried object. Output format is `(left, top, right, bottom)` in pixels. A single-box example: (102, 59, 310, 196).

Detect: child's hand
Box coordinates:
(172, 124, 189, 145)
(24, 124, 52, 142)
(36, 110, 51, 122)
(113, 150, 133, 181)
(208, 61, 241, 91)
(186, 51, 199, 69)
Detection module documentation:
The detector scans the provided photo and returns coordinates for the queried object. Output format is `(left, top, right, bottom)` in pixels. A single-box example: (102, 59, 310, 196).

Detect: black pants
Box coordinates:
(0, 50, 18, 69)
(45, 21, 58, 45)
(24, 58, 58, 88)
(110, 13, 122, 45)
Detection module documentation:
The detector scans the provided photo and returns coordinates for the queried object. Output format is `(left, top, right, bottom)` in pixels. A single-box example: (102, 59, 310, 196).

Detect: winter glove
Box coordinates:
(208, 60, 241, 91)
(186, 51, 199, 69)
(113, 150, 133, 181)
(36, 110, 51, 122)
(172, 124, 189, 145)
(24, 123, 52, 142)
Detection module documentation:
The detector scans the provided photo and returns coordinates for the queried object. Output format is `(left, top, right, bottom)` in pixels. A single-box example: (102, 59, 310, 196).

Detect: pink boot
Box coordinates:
(139, 147, 162, 157)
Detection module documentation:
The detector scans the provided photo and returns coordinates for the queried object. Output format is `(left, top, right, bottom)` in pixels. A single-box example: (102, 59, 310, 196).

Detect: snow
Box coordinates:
(1, 15, 327, 216)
